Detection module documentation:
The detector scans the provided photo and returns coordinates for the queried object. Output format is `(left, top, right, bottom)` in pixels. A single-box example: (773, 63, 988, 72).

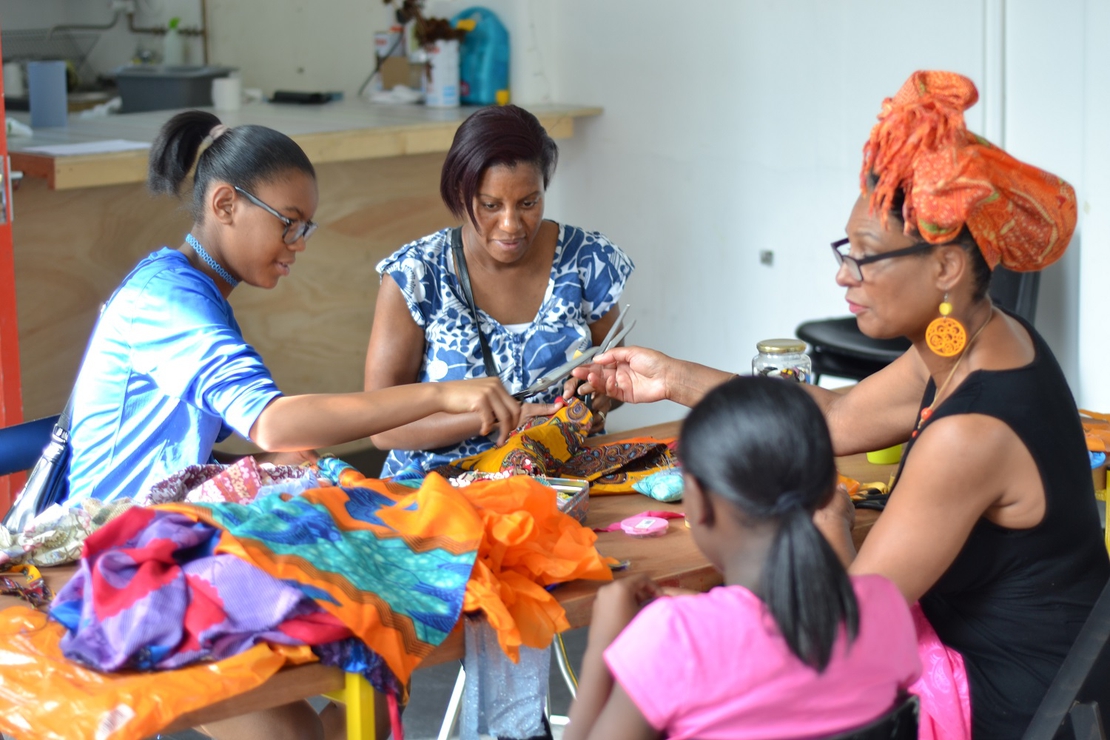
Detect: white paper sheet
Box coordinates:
(22, 139, 150, 156)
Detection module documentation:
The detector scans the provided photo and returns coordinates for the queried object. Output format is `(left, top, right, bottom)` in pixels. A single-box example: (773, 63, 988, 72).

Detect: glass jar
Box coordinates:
(752, 338, 812, 383)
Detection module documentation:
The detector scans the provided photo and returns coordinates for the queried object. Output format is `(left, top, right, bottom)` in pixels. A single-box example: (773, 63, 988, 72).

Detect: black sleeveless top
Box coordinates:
(896, 314, 1109, 739)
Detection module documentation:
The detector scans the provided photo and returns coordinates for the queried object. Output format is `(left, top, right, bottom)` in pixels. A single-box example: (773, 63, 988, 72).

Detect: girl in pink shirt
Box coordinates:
(565, 376, 920, 740)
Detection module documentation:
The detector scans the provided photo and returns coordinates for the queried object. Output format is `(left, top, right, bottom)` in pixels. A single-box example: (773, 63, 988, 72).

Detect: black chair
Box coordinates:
(1023, 579, 1110, 739)
(0, 415, 58, 477)
(827, 694, 919, 740)
(797, 268, 1040, 383)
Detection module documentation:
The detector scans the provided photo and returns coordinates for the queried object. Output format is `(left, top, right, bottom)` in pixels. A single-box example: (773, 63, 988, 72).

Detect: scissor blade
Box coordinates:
(512, 346, 600, 400)
(597, 304, 629, 353)
(600, 318, 636, 353)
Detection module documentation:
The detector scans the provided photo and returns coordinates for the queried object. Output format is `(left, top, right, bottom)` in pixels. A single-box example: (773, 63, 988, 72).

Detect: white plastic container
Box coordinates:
(424, 39, 460, 108)
(162, 27, 185, 66)
(211, 76, 241, 111)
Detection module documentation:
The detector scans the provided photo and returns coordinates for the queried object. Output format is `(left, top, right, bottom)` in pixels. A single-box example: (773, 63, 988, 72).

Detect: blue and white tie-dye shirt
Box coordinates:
(376, 223, 634, 476)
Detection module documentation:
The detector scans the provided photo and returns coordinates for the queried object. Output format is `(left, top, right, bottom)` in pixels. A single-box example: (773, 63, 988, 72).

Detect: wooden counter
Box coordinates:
(10, 101, 601, 190)
(5, 101, 601, 461)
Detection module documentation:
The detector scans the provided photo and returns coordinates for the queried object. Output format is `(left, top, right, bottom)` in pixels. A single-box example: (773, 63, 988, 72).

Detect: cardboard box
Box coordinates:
(380, 56, 425, 91)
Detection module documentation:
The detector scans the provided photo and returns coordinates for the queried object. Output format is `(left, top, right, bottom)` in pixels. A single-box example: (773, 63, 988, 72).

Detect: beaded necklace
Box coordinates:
(912, 309, 994, 439)
(185, 233, 238, 287)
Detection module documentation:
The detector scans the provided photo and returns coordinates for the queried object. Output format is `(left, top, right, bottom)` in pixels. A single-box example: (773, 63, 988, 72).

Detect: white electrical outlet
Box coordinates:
(109, 0, 137, 13)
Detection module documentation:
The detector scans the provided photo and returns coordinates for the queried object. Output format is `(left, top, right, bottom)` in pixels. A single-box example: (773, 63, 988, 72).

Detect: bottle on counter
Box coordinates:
(163, 17, 185, 66)
(451, 7, 509, 105)
(752, 338, 813, 383)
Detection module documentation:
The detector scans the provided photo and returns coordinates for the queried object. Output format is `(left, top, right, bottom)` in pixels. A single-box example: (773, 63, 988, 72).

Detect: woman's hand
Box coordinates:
(435, 378, 522, 445)
(562, 378, 612, 433)
(572, 347, 674, 406)
(520, 399, 565, 423)
(587, 574, 664, 650)
(813, 483, 857, 568)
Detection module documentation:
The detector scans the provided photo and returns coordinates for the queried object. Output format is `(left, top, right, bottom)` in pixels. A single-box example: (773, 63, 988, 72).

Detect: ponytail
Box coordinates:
(679, 376, 859, 672)
(147, 110, 315, 219)
(762, 503, 859, 670)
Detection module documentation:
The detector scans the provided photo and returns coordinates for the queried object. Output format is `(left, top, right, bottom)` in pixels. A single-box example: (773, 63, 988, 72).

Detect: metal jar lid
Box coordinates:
(756, 338, 807, 355)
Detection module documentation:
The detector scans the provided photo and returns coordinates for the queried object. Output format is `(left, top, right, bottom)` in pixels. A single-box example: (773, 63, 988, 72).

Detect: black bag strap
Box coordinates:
(450, 227, 500, 380)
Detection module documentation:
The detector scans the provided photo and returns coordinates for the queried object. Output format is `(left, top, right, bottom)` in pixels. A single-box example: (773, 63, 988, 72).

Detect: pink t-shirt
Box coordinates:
(604, 574, 920, 740)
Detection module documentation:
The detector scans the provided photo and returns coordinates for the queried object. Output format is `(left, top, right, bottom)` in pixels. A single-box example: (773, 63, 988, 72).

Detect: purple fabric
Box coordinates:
(51, 510, 345, 671)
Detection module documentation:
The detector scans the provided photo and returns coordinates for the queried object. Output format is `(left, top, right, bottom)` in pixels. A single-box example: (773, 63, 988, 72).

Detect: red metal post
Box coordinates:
(0, 27, 26, 511)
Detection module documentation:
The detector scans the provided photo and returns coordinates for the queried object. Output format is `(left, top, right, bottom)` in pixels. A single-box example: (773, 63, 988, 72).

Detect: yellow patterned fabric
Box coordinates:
(444, 398, 676, 495)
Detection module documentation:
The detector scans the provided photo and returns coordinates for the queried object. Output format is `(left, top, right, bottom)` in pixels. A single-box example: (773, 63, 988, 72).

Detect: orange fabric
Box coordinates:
(334, 469, 615, 662)
(0, 606, 315, 740)
(862, 70, 1077, 272)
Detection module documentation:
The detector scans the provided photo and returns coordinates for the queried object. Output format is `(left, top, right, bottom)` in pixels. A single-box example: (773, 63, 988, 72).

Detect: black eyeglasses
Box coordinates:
(831, 237, 934, 282)
(234, 186, 318, 245)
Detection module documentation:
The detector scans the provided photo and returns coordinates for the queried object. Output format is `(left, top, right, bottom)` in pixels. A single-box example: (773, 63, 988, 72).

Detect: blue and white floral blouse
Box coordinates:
(375, 223, 634, 476)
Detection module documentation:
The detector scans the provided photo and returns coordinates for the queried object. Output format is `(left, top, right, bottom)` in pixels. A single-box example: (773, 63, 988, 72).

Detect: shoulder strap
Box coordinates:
(450, 227, 499, 379)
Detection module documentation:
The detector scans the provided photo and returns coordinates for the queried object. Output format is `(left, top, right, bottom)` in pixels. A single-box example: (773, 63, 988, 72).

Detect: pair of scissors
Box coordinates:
(512, 305, 636, 402)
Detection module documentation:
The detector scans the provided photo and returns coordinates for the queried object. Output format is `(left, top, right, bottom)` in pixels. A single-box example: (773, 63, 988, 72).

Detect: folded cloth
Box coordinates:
(0, 498, 133, 568)
(140, 457, 317, 506)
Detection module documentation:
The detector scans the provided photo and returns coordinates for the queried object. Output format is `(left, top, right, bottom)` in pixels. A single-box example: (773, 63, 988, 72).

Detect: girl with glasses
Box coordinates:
(64, 110, 523, 740)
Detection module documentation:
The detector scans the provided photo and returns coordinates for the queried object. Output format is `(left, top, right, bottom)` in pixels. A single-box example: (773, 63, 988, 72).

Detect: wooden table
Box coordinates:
(1, 421, 899, 733)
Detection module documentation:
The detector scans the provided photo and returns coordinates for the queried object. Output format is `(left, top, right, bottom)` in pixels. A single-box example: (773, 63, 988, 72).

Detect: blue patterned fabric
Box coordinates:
(376, 223, 634, 476)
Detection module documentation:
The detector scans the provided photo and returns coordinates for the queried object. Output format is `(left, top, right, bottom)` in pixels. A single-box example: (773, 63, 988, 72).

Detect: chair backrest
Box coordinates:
(0, 416, 58, 477)
(990, 267, 1040, 323)
(1023, 579, 1110, 740)
(826, 694, 919, 740)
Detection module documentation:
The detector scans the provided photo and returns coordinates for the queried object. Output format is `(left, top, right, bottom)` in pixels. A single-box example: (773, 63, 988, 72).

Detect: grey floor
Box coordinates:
(157, 448, 588, 739)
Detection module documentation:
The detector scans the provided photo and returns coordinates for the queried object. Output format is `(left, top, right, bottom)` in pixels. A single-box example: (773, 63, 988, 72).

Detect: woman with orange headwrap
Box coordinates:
(571, 71, 1108, 738)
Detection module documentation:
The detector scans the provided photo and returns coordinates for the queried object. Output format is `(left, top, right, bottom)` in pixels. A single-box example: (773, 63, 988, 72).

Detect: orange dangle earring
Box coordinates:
(925, 293, 967, 357)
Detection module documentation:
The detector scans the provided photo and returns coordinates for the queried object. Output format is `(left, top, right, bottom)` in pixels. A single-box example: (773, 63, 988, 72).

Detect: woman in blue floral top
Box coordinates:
(365, 105, 634, 477)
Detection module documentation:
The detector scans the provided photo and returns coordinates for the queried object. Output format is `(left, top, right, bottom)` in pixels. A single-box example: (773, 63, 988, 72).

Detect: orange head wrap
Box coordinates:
(861, 70, 1077, 272)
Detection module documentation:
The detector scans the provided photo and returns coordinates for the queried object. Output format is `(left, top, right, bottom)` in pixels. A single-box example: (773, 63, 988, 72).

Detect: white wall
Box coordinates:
(533, 0, 992, 429)
(498, 0, 1104, 430)
(1, 0, 205, 81)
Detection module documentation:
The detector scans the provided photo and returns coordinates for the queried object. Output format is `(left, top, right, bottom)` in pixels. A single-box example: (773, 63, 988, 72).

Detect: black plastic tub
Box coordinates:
(114, 65, 236, 113)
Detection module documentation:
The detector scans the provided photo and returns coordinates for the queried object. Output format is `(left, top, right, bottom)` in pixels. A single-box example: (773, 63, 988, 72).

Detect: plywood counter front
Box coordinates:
(8, 101, 601, 457)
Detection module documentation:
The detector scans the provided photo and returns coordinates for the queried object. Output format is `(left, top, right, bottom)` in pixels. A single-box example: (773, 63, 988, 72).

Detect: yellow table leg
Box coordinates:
(324, 671, 378, 740)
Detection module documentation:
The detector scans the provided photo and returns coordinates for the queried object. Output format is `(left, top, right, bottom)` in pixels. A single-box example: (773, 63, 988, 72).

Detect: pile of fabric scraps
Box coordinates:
(0, 469, 612, 740)
(439, 398, 676, 494)
(139, 456, 319, 505)
(0, 497, 133, 568)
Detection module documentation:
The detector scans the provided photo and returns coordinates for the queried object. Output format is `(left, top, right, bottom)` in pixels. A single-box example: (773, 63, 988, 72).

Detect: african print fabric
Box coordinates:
(376, 223, 634, 476)
(441, 398, 676, 495)
(862, 70, 1076, 271)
